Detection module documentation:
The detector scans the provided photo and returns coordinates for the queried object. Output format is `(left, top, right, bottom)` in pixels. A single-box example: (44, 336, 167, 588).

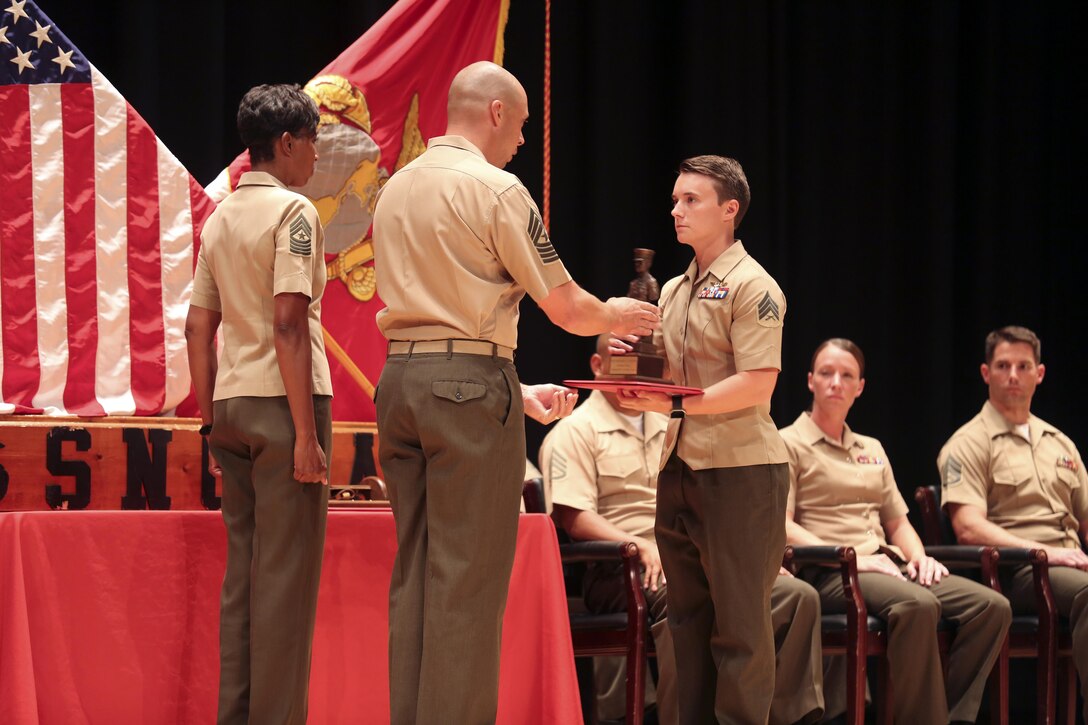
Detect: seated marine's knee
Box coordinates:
(887, 589, 941, 628)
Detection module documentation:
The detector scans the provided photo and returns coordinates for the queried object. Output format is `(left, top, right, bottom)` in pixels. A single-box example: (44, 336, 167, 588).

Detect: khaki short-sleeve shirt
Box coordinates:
(938, 401, 1088, 549)
(373, 135, 572, 349)
(540, 391, 668, 542)
(657, 241, 788, 470)
(191, 171, 332, 400)
(781, 412, 910, 558)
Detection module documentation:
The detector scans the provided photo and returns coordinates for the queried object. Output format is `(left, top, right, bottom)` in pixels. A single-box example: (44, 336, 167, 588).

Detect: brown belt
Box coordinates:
(387, 339, 514, 361)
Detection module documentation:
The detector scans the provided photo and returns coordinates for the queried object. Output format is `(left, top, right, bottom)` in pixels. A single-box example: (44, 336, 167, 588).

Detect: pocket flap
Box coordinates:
(432, 380, 486, 403)
(597, 454, 641, 479)
(993, 466, 1031, 487)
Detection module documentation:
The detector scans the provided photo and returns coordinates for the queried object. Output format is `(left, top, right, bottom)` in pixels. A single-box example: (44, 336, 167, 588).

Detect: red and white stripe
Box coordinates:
(0, 66, 212, 416)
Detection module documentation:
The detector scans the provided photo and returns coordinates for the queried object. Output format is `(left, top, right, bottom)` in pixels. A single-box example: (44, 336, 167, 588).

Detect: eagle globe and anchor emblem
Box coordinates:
(296, 75, 426, 302)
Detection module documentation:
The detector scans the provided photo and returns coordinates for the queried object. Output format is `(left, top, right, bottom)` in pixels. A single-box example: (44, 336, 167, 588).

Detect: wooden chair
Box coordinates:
(787, 545, 892, 725)
(786, 544, 971, 725)
(915, 484, 1072, 724)
(522, 478, 654, 725)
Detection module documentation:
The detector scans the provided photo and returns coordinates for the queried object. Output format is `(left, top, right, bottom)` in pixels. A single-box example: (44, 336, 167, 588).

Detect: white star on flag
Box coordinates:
(4, 0, 29, 24)
(9, 45, 33, 73)
(27, 18, 49, 46)
(51, 46, 73, 72)
(1, 23, 11, 43)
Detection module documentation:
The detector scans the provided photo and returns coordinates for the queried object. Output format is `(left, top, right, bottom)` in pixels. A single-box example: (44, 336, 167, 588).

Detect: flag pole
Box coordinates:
(322, 326, 376, 399)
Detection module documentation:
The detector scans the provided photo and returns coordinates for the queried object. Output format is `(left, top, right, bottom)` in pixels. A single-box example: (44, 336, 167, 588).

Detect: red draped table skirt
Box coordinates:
(0, 510, 581, 724)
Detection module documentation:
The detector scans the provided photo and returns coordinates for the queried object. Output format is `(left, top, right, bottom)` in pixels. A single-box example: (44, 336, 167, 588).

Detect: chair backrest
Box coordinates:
(914, 484, 957, 546)
(522, 477, 546, 514)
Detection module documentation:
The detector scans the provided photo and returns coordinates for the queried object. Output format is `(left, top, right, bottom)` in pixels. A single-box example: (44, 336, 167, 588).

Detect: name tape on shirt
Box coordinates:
(698, 284, 730, 300)
(526, 210, 558, 263)
(756, 290, 782, 327)
(289, 214, 313, 256)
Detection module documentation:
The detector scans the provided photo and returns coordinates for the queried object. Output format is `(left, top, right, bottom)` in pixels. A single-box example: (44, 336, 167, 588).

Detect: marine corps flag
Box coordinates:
(206, 0, 511, 422)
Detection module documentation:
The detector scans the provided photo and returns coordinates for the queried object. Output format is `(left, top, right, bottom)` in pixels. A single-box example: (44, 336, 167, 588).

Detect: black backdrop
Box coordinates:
(35, 1, 1088, 496)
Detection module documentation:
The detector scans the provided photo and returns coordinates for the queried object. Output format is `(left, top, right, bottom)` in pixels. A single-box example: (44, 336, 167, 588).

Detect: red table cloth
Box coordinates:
(0, 510, 581, 724)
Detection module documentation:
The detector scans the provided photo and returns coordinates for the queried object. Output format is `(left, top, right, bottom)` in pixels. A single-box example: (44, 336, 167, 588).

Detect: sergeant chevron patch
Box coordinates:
(943, 454, 962, 488)
(527, 209, 558, 263)
(757, 291, 781, 326)
(289, 214, 313, 256)
(550, 451, 568, 480)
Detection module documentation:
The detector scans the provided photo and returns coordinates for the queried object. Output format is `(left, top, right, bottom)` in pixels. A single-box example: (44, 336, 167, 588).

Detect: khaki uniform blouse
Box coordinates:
(541, 391, 668, 542)
(781, 412, 909, 558)
(373, 135, 572, 349)
(938, 401, 1088, 549)
(657, 241, 788, 470)
(191, 171, 332, 400)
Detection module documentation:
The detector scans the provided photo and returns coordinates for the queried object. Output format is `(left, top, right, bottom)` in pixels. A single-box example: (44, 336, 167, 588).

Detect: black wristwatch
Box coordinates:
(670, 395, 686, 419)
(198, 423, 213, 436)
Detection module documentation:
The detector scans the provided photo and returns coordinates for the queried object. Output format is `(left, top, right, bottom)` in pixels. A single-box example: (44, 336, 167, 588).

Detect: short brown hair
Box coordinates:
(677, 155, 751, 228)
(985, 326, 1041, 364)
(810, 338, 866, 378)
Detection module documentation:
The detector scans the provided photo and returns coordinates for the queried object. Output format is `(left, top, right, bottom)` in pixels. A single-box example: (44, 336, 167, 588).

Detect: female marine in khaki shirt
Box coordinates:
(781, 338, 1010, 725)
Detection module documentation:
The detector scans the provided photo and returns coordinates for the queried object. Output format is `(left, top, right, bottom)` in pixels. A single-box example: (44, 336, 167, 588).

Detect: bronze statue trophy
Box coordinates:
(606, 248, 667, 382)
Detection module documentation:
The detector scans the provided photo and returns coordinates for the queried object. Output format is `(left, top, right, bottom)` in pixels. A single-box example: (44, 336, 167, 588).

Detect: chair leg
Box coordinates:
(876, 656, 894, 725)
(987, 638, 1010, 725)
(846, 647, 866, 725)
(1058, 656, 1077, 725)
(1039, 633, 1058, 725)
(625, 649, 645, 725)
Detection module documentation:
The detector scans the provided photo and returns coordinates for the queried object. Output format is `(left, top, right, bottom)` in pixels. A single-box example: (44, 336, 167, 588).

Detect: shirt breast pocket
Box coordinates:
(1055, 466, 1081, 497)
(991, 466, 1032, 509)
(597, 455, 642, 497)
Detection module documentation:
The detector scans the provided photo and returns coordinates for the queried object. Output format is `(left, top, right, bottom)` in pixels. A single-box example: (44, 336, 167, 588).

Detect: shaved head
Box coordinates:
(447, 61, 525, 123)
(445, 61, 528, 168)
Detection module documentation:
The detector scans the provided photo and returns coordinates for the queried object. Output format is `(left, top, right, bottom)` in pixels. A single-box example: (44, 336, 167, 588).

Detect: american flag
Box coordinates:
(0, 0, 214, 416)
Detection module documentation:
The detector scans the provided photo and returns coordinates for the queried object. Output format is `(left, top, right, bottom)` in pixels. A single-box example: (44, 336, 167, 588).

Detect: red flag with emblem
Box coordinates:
(206, 0, 511, 422)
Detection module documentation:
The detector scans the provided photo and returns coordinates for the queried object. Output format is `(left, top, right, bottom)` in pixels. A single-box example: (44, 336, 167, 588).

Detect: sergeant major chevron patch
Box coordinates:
(289, 214, 313, 256)
(527, 209, 558, 263)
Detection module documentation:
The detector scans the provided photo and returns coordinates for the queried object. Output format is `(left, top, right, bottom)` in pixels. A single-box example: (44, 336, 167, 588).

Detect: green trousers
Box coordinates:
(1004, 563, 1088, 723)
(586, 567, 823, 725)
(804, 566, 1010, 724)
(377, 352, 526, 725)
(655, 452, 789, 725)
(211, 395, 332, 725)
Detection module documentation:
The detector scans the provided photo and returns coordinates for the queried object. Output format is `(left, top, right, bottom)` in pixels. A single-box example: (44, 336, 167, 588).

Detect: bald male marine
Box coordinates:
(372, 61, 660, 725)
(939, 325, 1088, 722)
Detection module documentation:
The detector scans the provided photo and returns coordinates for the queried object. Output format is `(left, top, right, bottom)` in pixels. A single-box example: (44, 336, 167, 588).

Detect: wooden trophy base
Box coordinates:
(605, 350, 667, 383)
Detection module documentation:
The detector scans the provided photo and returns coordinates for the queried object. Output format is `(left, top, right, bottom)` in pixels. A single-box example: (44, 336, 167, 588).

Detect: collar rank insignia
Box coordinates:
(698, 284, 729, 300)
(1057, 456, 1079, 473)
(855, 454, 884, 465)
